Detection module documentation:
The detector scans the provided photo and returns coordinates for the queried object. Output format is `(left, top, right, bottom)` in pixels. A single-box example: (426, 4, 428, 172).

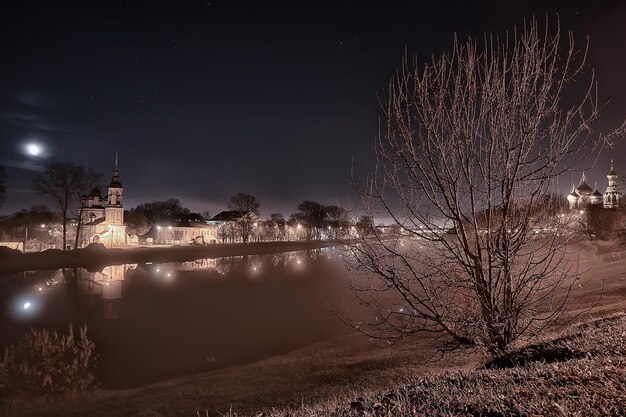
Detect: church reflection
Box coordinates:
(77, 264, 135, 320)
(72, 248, 334, 319)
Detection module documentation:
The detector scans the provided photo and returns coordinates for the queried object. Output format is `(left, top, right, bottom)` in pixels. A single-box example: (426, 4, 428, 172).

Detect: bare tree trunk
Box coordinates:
(74, 200, 85, 249)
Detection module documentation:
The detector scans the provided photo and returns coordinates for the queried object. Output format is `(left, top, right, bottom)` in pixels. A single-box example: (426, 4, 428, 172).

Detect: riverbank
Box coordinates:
(1, 244, 625, 416)
(271, 313, 626, 417)
(0, 240, 340, 276)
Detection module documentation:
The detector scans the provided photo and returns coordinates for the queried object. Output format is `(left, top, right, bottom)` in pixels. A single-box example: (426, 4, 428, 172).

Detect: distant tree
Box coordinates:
(227, 192, 261, 243)
(355, 215, 375, 237)
(227, 193, 261, 215)
(583, 205, 622, 241)
(293, 200, 328, 240)
(125, 207, 150, 237)
(32, 163, 101, 251)
(0, 206, 57, 247)
(201, 210, 211, 220)
(268, 212, 286, 241)
(135, 199, 191, 226)
(258, 213, 286, 241)
(216, 222, 236, 244)
(324, 205, 350, 238)
(73, 168, 102, 249)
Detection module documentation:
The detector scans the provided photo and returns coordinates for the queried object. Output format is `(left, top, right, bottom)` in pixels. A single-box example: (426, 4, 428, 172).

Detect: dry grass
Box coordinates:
(262, 313, 626, 417)
(0, 326, 97, 398)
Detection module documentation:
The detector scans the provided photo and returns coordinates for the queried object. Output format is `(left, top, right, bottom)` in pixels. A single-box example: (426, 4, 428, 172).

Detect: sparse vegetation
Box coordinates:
(0, 325, 98, 398)
(262, 314, 626, 417)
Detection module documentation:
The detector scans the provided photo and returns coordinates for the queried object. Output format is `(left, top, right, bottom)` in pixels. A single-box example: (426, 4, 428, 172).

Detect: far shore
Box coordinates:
(0, 240, 341, 276)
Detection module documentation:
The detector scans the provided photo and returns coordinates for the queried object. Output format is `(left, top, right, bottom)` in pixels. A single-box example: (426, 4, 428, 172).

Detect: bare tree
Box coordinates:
(292, 200, 328, 240)
(32, 163, 101, 251)
(227, 192, 260, 243)
(347, 18, 624, 353)
(74, 168, 102, 249)
(325, 205, 350, 238)
(125, 206, 151, 237)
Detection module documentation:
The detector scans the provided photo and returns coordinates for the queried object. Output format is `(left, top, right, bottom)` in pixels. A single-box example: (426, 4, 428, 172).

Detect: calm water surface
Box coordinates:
(0, 249, 350, 388)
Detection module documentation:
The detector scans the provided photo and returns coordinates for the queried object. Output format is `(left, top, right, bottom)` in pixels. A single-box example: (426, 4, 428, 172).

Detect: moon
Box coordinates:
(26, 143, 42, 156)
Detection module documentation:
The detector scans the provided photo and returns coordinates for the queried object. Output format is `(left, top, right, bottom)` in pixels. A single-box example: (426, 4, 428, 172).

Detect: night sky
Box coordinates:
(1, 1, 625, 217)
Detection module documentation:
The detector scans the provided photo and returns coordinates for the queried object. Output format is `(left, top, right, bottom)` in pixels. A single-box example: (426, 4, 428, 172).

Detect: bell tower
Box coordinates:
(106, 152, 124, 225)
(604, 159, 621, 209)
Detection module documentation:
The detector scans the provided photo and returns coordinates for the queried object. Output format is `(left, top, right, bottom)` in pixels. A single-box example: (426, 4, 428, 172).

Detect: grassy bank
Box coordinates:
(267, 313, 626, 417)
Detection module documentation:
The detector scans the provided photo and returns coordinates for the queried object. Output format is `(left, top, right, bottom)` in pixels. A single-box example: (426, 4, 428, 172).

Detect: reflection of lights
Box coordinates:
(23, 302, 32, 310)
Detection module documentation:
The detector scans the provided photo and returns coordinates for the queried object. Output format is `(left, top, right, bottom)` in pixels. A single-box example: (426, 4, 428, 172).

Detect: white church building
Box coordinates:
(567, 160, 622, 209)
(80, 154, 131, 247)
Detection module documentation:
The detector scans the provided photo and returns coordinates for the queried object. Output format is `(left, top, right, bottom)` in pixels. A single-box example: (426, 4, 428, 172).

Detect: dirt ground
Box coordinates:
(3, 244, 626, 417)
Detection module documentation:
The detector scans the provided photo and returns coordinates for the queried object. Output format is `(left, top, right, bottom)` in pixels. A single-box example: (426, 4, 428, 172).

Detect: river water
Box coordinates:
(0, 249, 351, 389)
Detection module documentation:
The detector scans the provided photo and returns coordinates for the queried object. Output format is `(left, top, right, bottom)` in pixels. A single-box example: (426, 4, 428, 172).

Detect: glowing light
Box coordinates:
(167, 273, 171, 277)
(296, 259, 301, 265)
(38, 287, 43, 291)
(26, 143, 42, 156)
(168, 226, 172, 230)
(23, 302, 32, 310)
(156, 267, 160, 272)
(40, 224, 46, 228)
(157, 226, 162, 230)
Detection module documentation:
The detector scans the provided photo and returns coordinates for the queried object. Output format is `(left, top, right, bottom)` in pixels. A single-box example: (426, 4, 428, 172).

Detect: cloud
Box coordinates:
(0, 160, 45, 172)
(15, 91, 49, 107)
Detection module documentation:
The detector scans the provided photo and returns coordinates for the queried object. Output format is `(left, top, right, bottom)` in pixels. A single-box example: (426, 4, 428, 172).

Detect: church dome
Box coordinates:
(576, 173, 593, 195)
(567, 190, 579, 202)
(88, 187, 102, 198)
(109, 170, 123, 188)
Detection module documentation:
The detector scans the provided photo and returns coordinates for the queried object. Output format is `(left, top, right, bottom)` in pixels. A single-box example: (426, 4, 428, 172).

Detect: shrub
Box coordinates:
(0, 325, 98, 397)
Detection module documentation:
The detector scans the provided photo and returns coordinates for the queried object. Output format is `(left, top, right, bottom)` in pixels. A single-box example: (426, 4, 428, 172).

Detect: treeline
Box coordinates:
(0, 161, 375, 248)
(125, 193, 376, 243)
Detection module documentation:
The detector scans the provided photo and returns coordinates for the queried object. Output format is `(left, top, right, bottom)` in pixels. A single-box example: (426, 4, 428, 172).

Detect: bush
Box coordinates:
(0, 325, 98, 397)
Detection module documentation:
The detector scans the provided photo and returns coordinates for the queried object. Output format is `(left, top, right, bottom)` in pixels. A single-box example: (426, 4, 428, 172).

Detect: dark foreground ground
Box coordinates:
(1, 245, 625, 416)
(271, 313, 626, 417)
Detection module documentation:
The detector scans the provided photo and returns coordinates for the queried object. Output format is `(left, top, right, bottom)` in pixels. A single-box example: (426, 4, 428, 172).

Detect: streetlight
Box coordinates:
(23, 223, 50, 253)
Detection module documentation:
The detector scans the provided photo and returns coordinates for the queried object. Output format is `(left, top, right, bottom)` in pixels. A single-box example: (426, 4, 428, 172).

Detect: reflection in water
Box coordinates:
(78, 264, 131, 320)
(0, 248, 348, 388)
